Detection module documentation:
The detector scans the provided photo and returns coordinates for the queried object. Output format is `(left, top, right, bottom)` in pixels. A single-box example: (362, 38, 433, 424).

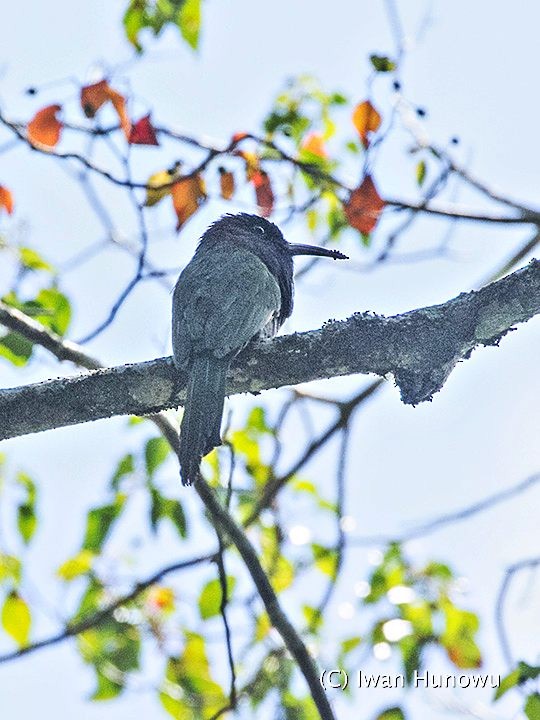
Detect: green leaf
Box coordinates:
(525, 693, 540, 720)
(399, 635, 424, 683)
(159, 690, 188, 719)
(364, 543, 406, 604)
(375, 707, 406, 720)
(145, 436, 170, 477)
(198, 576, 236, 620)
(494, 667, 520, 700)
(57, 549, 94, 581)
(18, 247, 53, 272)
(123, 1, 145, 52)
(74, 577, 104, 621)
(35, 287, 71, 335)
(423, 561, 453, 581)
(401, 602, 433, 637)
(91, 669, 123, 700)
(178, 0, 201, 50)
(111, 453, 135, 490)
(495, 662, 540, 700)
(79, 618, 140, 699)
(441, 600, 482, 668)
(271, 556, 295, 593)
(302, 605, 322, 632)
(361, 231, 371, 247)
(1, 590, 31, 647)
(312, 544, 337, 578)
(17, 504, 36, 544)
(160, 633, 227, 717)
(149, 488, 187, 538)
(82, 498, 125, 552)
(0, 332, 33, 366)
(370, 55, 397, 73)
(246, 406, 272, 434)
(167, 499, 187, 538)
(282, 691, 319, 720)
(0, 553, 22, 586)
(341, 636, 362, 655)
(292, 479, 317, 495)
(16, 471, 37, 544)
(416, 160, 427, 187)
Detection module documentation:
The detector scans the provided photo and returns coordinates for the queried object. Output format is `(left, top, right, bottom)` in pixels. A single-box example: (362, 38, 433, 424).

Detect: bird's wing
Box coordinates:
(172, 247, 281, 368)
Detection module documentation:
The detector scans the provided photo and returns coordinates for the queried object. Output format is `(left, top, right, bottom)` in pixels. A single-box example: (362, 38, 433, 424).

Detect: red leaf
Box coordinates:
(27, 105, 63, 148)
(344, 175, 385, 234)
(129, 114, 159, 146)
(0, 186, 14, 215)
(252, 170, 274, 218)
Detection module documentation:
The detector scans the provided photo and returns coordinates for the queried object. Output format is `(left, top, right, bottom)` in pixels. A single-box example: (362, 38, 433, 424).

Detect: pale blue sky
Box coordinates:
(0, 2, 539, 719)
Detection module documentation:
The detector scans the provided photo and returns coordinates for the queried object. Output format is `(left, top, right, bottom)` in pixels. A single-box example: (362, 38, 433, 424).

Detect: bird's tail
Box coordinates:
(178, 354, 229, 485)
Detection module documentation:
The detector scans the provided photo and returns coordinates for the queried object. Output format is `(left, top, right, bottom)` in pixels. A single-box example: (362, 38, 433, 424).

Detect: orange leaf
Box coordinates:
(352, 100, 382, 147)
(129, 114, 159, 145)
(253, 170, 274, 218)
(237, 150, 260, 181)
(172, 174, 206, 231)
(109, 89, 131, 140)
(344, 175, 385, 234)
(146, 586, 175, 614)
(301, 132, 327, 158)
(27, 105, 63, 148)
(219, 167, 235, 200)
(232, 131, 249, 143)
(0, 186, 14, 215)
(80, 79, 131, 139)
(80, 79, 111, 118)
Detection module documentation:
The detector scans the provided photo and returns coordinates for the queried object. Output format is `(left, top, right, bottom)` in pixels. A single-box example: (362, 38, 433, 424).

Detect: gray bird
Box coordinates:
(172, 213, 348, 485)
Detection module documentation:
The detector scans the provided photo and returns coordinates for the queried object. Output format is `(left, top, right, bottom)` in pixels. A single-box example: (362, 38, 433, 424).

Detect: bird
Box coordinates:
(172, 213, 348, 485)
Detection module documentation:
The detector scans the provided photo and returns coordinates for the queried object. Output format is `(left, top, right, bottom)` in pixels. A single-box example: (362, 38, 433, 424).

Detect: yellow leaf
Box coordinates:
(57, 549, 94, 581)
(1, 591, 31, 647)
(255, 612, 271, 641)
(144, 163, 181, 207)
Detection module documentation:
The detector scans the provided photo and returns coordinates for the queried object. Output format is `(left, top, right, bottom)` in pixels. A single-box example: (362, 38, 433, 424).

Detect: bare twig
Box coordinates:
(495, 556, 540, 667)
(349, 472, 540, 546)
(0, 552, 216, 665)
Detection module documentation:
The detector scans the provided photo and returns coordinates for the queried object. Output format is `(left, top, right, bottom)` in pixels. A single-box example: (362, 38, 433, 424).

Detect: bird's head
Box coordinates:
(200, 213, 349, 261)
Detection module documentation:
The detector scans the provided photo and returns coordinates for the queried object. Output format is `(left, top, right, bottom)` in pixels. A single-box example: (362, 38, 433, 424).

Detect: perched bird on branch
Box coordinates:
(172, 213, 348, 485)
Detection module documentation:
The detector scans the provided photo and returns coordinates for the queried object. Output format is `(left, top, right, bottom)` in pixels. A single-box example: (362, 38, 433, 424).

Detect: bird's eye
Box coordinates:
(254, 225, 265, 234)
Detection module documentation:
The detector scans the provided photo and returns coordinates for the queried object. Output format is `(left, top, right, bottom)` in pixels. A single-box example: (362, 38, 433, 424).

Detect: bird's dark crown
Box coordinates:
(200, 213, 288, 250)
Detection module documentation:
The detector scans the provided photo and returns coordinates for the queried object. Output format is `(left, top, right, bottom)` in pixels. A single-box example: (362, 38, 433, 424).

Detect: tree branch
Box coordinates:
(1, 259, 538, 441)
(193, 478, 335, 720)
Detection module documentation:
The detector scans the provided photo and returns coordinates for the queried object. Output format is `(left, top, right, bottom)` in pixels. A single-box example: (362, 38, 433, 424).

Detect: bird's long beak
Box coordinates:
(288, 243, 348, 260)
